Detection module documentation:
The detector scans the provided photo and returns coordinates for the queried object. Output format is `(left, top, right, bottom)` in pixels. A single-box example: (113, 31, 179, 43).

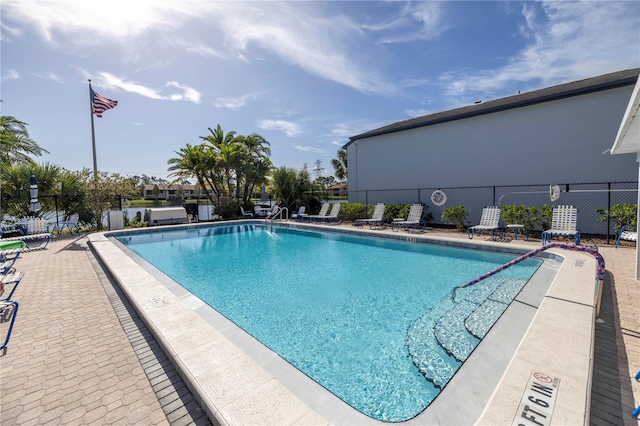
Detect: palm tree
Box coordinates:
(236, 133, 271, 204)
(200, 125, 241, 197)
(0, 115, 49, 166)
(240, 158, 272, 205)
(271, 166, 324, 215)
(167, 144, 221, 203)
(0, 162, 60, 218)
(216, 142, 245, 198)
(331, 149, 348, 182)
(241, 133, 271, 157)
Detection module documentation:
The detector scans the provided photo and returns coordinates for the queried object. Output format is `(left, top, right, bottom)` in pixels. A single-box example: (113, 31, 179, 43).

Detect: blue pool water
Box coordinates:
(117, 224, 541, 421)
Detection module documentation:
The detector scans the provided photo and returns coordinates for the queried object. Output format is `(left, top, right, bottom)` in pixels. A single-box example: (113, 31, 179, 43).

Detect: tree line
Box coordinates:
(1, 112, 348, 229)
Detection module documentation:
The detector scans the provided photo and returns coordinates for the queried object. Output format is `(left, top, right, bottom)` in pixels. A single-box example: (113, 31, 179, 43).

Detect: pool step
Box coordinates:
(465, 278, 528, 339)
(434, 300, 480, 362)
(405, 299, 461, 389)
(406, 277, 530, 388)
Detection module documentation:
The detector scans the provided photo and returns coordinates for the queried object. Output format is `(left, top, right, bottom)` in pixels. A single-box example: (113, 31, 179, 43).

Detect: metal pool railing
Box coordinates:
(456, 242, 606, 318)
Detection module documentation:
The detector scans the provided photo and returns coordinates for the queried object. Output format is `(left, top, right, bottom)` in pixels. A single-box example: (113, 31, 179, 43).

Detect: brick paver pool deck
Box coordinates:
(0, 229, 638, 425)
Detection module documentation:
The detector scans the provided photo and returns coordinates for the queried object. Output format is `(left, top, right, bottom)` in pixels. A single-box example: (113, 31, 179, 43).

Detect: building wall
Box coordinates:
(348, 85, 637, 202)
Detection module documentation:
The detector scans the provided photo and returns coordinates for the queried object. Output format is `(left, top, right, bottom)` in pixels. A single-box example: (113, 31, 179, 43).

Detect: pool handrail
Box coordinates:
(268, 206, 288, 221)
(456, 242, 605, 318)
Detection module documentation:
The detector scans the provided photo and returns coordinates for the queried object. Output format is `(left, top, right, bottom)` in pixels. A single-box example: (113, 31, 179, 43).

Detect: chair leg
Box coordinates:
(0, 300, 19, 351)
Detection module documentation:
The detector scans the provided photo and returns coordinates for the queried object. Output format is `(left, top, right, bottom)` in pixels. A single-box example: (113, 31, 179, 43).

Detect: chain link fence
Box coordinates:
(349, 181, 638, 241)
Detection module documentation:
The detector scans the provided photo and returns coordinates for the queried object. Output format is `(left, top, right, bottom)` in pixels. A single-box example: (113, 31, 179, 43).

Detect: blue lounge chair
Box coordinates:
(1, 218, 51, 250)
(391, 204, 424, 233)
(240, 206, 254, 218)
(319, 203, 341, 224)
(0, 299, 19, 352)
(467, 206, 506, 241)
(291, 206, 306, 221)
(615, 225, 637, 248)
(304, 202, 330, 222)
(1, 248, 23, 275)
(354, 203, 386, 229)
(542, 205, 581, 245)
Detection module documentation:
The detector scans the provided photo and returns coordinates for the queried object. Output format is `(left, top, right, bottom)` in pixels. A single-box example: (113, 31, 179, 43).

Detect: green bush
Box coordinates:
(384, 204, 406, 221)
(384, 203, 433, 224)
(536, 204, 554, 233)
(501, 204, 538, 234)
(596, 203, 637, 234)
(219, 200, 241, 219)
(340, 203, 367, 221)
(441, 206, 469, 231)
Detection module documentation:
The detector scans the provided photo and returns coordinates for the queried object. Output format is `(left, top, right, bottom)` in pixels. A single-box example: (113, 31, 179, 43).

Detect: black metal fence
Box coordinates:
(348, 181, 638, 240)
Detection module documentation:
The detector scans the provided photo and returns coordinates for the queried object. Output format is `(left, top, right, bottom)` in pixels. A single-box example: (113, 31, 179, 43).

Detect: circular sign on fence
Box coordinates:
(122, 199, 131, 209)
(431, 190, 447, 206)
(549, 184, 561, 202)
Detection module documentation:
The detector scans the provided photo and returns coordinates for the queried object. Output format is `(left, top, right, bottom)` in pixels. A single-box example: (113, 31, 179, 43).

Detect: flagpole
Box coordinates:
(88, 79, 98, 176)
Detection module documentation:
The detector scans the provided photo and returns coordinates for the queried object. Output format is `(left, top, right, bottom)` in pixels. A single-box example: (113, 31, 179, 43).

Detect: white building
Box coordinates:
(345, 69, 640, 232)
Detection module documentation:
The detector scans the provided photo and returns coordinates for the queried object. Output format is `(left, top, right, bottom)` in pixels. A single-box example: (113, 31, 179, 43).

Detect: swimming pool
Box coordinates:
(115, 224, 541, 422)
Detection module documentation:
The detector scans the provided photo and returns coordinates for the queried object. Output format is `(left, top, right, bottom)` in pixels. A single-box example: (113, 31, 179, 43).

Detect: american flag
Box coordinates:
(91, 89, 118, 118)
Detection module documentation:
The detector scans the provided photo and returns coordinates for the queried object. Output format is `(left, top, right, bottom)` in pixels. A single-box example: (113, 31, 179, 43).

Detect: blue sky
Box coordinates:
(2, 1, 639, 181)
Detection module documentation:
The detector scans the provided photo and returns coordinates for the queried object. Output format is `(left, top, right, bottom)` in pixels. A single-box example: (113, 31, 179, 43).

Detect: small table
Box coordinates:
(507, 224, 527, 240)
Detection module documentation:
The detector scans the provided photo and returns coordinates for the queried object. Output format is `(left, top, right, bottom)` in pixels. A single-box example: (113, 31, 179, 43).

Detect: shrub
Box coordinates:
(441, 206, 469, 231)
(384, 204, 406, 221)
(219, 200, 241, 219)
(596, 203, 637, 234)
(501, 204, 538, 234)
(340, 203, 367, 221)
(536, 204, 554, 233)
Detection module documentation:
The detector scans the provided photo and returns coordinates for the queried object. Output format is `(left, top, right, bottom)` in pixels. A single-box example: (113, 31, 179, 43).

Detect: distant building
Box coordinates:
(327, 182, 347, 198)
(345, 68, 640, 232)
(143, 184, 214, 200)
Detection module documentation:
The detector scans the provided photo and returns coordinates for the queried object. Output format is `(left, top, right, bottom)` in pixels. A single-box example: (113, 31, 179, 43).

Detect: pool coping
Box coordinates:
(88, 220, 598, 425)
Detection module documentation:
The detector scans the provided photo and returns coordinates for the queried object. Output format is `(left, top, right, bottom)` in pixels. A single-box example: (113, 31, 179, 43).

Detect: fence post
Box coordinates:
(607, 182, 611, 245)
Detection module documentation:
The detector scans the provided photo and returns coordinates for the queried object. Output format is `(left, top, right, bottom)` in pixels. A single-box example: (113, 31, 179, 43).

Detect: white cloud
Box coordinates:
(256, 119, 302, 137)
(89, 72, 201, 103)
(441, 1, 640, 104)
(293, 145, 328, 154)
(214, 92, 263, 109)
(3, 1, 397, 95)
(32, 72, 65, 84)
(3, 1, 187, 44)
(0, 22, 23, 41)
(1, 68, 19, 81)
(405, 109, 433, 118)
(166, 81, 201, 103)
(374, 2, 445, 44)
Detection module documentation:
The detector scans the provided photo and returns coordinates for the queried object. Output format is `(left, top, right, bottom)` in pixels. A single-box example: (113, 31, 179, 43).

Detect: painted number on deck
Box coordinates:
(512, 371, 560, 426)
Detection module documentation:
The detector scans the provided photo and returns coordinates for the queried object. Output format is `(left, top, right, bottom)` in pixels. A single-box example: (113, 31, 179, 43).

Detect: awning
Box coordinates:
(610, 71, 640, 281)
(611, 72, 640, 155)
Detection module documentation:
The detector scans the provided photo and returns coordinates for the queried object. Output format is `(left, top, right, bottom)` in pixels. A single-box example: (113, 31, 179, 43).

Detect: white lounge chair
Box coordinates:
(240, 206, 253, 218)
(615, 225, 637, 248)
(467, 206, 505, 241)
(1, 218, 51, 250)
(542, 205, 581, 245)
(266, 205, 282, 220)
(354, 203, 386, 229)
(304, 202, 330, 222)
(319, 203, 341, 224)
(391, 204, 424, 233)
(291, 206, 306, 220)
